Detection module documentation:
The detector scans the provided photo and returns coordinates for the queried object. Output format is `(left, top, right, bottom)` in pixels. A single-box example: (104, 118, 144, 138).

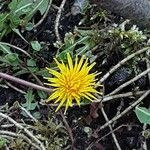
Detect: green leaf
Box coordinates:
(33, 112, 41, 119)
(0, 138, 6, 148)
(31, 41, 41, 51)
(22, 89, 38, 111)
(27, 59, 36, 67)
(37, 90, 47, 99)
(0, 13, 9, 28)
(135, 106, 150, 124)
(28, 67, 39, 73)
(13, 69, 29, 76)
(25, 22, 34, 31)
(4, 53, 19, 66)
(37, 0, 49, 15)
(12, 28, 29, 43)
(8, 0, 18, 11)
(25, 0, 48, 20)
(0, 44, 11, 54)
(4, 53, 18, 62)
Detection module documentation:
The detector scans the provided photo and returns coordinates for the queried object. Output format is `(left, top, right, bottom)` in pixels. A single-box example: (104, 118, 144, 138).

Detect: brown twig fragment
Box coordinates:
(0, 72, 52, 93)
(45, 90, 147, 107)
(102, 90, 146, 102)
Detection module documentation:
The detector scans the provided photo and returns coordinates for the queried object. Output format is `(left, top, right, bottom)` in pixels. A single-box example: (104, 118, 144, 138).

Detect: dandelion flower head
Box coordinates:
(45, 53, 101, 113)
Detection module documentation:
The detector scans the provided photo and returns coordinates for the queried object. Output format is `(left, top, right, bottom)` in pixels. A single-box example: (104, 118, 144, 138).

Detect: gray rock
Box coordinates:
(92, 0, 150, 28)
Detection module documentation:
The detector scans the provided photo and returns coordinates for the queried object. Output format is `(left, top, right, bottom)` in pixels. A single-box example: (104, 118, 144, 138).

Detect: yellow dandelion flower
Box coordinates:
(45, 53, 102, 113)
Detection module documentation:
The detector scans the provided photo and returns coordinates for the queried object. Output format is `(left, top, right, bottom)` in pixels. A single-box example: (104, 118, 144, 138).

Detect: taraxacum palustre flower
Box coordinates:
(45, 53, 102, 113)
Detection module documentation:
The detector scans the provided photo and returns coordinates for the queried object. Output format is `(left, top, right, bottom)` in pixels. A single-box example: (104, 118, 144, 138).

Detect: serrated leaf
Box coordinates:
(135, 106, 150, 124)
(28, 67, 39, 73)
(22, 89, 38, 111)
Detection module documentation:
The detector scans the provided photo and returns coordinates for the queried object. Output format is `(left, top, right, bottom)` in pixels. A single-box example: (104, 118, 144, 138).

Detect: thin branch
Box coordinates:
(0, 42, 31, 57)
(98, 90, 150, 131)
(88, 124, 140, 149)
(43, 90, 147, 107)
(29, 70, 44, 86)
(0, 72, 52, 93)
(5, 81, 26, 94)
(54, 0, 67, 42)
(98, 47, 150, 84)
(145, 58, 150, 84)
(0, 130, 40, 150)
(108, 68, 150, 96)
(0, 112, 46, 150)
(102, 90, 146, 102)
(101, 107, 121, 150)
(33, 0, 53, 28)
(19, 105, 38, 123)
(142, 124, 148, 150)
(60, 110, 74, 149)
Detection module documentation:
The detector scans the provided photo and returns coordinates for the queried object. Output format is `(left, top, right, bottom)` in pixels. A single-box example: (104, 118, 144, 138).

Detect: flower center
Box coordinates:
(64, 78, 81, 94)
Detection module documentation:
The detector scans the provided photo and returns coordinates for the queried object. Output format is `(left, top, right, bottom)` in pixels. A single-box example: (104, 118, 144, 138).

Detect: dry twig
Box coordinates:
(19, 105, 38, 123)
(98, 90, 150, 131)
(0, 130, 40, 150)
(98, 47, 150, 84)
(0, 42, 31, 57)
(34, 0, 53, 28)
(142, 124, 148, 150)
(54, 0, 67, 42)
(108, 68, 150, 96)
(100, 107, 121, 150)
(60, 110, 74, 149)
(5, 81, 26, 94)
(0, 112, 46, 150)
(44, 90, 147, 107)
(0, 72, 52, 93)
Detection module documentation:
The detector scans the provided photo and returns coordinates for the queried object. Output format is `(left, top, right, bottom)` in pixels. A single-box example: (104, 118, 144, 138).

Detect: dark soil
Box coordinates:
(0, 1, 149, 150)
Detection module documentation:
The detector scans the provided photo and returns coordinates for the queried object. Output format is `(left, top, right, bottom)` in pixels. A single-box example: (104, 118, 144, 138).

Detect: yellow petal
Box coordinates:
(76, 55, 85, 72)
(47, 90, 60, 100)
(73, 55, 78, 72)
(75, 98, 80, 106)
(64, 98, 71, 114)
(46, 67, 62, 78)
(67, 53, 73, 72)
(87, 62, 96, 72)
(54, 92, 65, 103)
(85, 92, 97, 99)
(55, 95, 66, 112)
(80, 93, 93, 101)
